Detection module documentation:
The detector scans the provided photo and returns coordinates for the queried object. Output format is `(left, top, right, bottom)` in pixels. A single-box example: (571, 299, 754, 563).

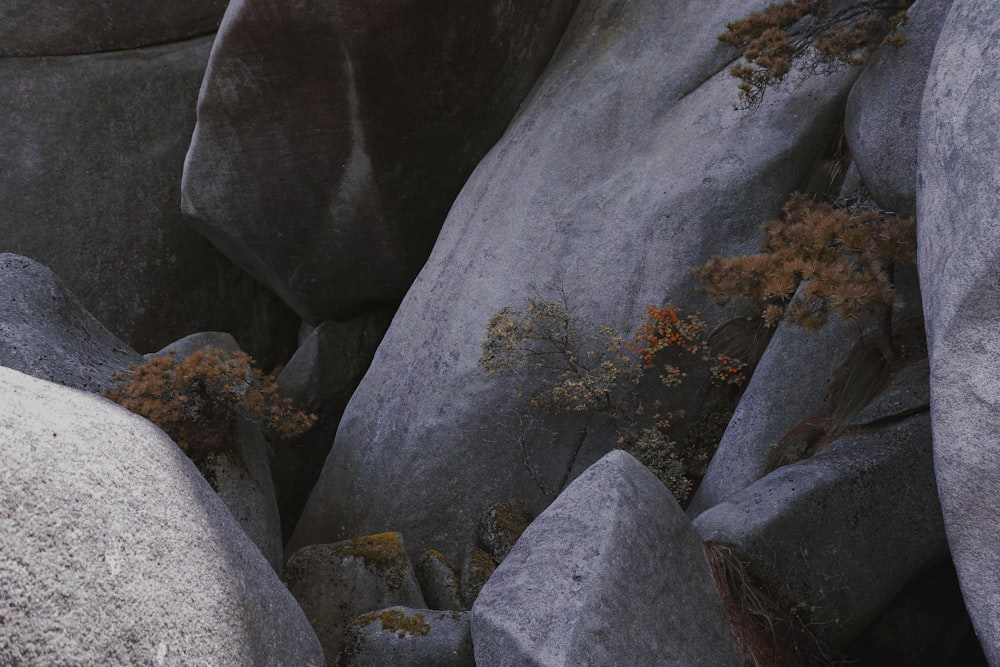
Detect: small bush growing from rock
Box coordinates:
(720, 0, 910, 110)
(105, 348, 316, 470)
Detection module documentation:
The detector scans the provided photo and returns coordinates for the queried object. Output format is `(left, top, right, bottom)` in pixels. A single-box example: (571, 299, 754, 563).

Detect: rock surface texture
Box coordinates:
(290, 0, 858, 561)
(918, 0, 1000, 660)
(339, 607, 474, 667)
(181, 0, 579, 323)
(471, 450, 740, 666)
(0, 367, 324, 666)
(0, 254, 142, 393)
(0, 37, 297, 361)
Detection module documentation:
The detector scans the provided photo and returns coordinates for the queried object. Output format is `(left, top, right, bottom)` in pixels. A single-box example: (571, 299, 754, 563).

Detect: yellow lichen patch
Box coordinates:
(337, 532, 409, 589)
(355, 609, 431, 638)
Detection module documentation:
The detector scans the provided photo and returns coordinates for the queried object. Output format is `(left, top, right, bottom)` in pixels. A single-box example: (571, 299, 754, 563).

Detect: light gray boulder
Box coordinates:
(0, 38, 298, 364)
(339, 608, 474, 667)
(694, 413, 946, 653)
(181, 0, 578, 323)
(0, 366, 324, 666)
(289, 0, 859, 562)
(0, 1, 228, 56)
(285, 534, 427, 661)
(844, 0, 954, 216)
(917, 0, 1000, 660)
(0, 253, 142, 393)
(147, 332, 284, 574)
(472, 450, 740, 666)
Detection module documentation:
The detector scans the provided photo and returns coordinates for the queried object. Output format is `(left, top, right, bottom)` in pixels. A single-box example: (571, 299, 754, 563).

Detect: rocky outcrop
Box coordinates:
(0, 366, 324, 665)
(0, 1, 228, 56)
(289, 0, 858, 561)
(0, 254, 142, 393)
(340, 608, 474, 667)
(844, 0, 953, 216)
(181, 0, 579, 323)
(285, 534, 427, 661)
(471, 450, 740, 666)
(917, 0, 1000, 660)
(695, 414, 946, 654)
(0, 38, 298, 363)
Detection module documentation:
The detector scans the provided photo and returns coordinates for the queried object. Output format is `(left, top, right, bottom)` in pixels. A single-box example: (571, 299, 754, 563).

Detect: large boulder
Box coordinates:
(694, 414, 947, 654)
(181, 0, 579, 323)
(0, 38, 298, 364)
(917, 0, 1000, 660)
(471, 450, 741, 666)
(0, 1, 228, 56)
(289, 0, 858, 560)
(0, 366, 324, 665)
(843, 0, 953, 216)
(0, 254, 142, 393)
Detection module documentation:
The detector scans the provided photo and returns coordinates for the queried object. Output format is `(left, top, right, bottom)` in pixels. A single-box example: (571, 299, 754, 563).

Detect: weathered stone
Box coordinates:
(0, 254, 142, 394)
(0, 1, 228, 56)
(694, 414, 946, 653)
(844, 0, 954, 216)
(917, 1, 1000, 660)
(181, 0, 578, 323)
(472, 450, 740, 666)
(285, 534, 427, 660)
(273, 308, 395, 541)
(339, 607, 474, 667)
(0, 366, 324, 666)
(146, 333, 284, 574)
(0, 38, 298, 364)
(475, 500, 533, 564)
(415, 550, 465, 612)
(460, 545, 497, 609)
(289, 0, 858, 562)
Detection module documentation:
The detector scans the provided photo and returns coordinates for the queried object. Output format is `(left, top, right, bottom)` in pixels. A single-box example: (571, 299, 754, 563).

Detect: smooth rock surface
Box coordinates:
(290, 0, 857, 561)
(0, 254, 142, 393)
(0, 366, 324, 666)
(917, 0, 1000, 660)
(695, 414, 947, 652)
(0, 1, 228, 56)
(472, 450, 740, 666)
(844, 0, 953, 216)
(0, 38, 298, 363)
(182, 0, 578, 323)
(340, 607, 474, 667)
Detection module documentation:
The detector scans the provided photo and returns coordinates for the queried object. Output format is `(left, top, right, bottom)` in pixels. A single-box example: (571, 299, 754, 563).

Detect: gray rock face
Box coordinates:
(285, 534, 427, 661)
(0, 2, 228, 57)
(0, 366, 324, 666)
(181, 0, 579, 323)
(0, 38, 298, 363)
(471, 450, 740, 666)
(289, 0, 857, 561)
(917, 0, 1000, 660)
(844, 0, 953, 216)
(340, 608, 474, 667)
(694, 414, 946, 653)
(0, 254, 142, 393)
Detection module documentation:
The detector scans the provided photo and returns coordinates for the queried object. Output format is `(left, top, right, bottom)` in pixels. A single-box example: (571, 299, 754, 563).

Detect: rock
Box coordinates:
(0, 38, 298, 364)
(273, 308, 395, 541)
(845, 356, 930, 429)
(0, 1, 228, 56)
(181, 0, 578, 323)
(460, 545, 497, 609)
(844, 0, 954, 216)
(145, 333, 285, 574)
(475, 500, 533, 564)
(694, 414, 947, 653)
(289, 0, 858, 562)
(0, 366, 324, 666)
(339, 607, 474, 667)
(285, 534, 427, 660)
(0, 254, 142, 393)
(918, 0, 1000, 660)
(415, 550, 465, 612)
(472, 450, 740, 666)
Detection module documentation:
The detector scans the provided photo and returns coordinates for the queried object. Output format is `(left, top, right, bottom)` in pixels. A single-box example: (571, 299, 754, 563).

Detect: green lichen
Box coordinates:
(337, 532, 409, 589)
(355, 609, 431, 638)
